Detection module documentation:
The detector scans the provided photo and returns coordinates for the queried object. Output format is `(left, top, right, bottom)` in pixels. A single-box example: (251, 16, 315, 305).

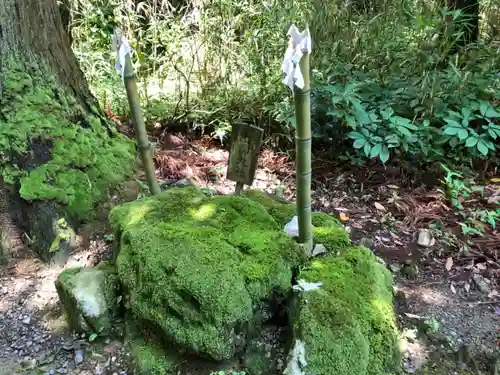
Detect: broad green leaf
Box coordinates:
(353, 138, 366, 149)
(485, 140, 496, 150)
(379, 146, 390, 163)
(485, 107, 500, 118)
(397, 126, 412, 137)
(443, 118, 462, 127)
(355, 106, 371, 125)
(346, 115, 357, 128)
(363, 142, 372, 157)
(370, 143, 382, 158)
(347, 132, 364, 140)
(331, 95, 344, 104)
(443, 127, 460, 136)
(478, 101, 500, 118)
(477, 141, 489, 156)
(465, 137, 478, 147)
(488, 129, 498, 139)
(380, 107, 394, 120)
(457, 128, 468, 141)
(390, 116, 415, 128)
(461, 106, 472, 120)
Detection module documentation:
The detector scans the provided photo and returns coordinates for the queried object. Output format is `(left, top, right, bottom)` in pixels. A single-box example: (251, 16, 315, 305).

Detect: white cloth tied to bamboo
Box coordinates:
(112, 28, 132, 80)
(281, 24, 312, 91)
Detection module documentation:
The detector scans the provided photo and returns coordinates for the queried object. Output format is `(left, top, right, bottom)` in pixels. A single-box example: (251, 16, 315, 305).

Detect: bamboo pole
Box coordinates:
(122, 53, 161, 195)
(294, 50, 313, 252)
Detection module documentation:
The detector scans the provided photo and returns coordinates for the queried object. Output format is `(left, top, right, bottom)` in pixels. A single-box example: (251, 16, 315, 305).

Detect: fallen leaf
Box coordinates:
(339, 212, 349, 222)
(445, 257, 453, 271)
(450, 283, 456, 294)
(490, 178, 500, 183)
(387, 184, 400, 189)
(374, 202, 386, 211)
(464, 283, 470, 292)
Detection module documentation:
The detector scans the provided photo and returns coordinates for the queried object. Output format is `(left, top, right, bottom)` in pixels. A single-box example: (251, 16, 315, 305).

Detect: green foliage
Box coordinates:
(290, 246, 400, 375)
(70, 0, 500, 165)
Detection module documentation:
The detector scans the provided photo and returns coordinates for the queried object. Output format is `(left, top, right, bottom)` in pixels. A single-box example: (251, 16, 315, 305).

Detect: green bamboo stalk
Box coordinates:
(122, 53, 161, 195)
(294, 49, 313, 252)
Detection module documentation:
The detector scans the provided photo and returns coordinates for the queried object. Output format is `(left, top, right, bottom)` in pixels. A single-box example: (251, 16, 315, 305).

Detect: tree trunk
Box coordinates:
(0, 0, 136, 266)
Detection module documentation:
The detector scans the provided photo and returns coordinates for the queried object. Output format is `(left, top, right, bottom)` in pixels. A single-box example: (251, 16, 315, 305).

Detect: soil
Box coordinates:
(0, 135, 498, 374)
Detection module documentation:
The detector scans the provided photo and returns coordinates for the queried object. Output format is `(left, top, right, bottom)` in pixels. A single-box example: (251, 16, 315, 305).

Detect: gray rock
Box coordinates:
(74, 348, 84, 364)
(417, 229, 435, 247)
(312, 244, 328, 257)
(472, 274, 490, 294)
(55, 264, 120, 335)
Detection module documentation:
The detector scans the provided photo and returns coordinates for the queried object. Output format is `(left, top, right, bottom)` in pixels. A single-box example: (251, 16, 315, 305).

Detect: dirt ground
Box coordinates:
(0, 136, 499, 374)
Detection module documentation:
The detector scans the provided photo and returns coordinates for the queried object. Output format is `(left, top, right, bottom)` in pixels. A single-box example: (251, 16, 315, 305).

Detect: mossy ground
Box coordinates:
(0, 54, 136, 222)
(291, 246, 400, 375)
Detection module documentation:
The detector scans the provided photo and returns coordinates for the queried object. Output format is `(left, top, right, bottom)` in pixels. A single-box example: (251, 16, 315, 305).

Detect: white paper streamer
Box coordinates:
(112, 28, 132, 80)
(293, 279, 323, 292)
(284, 215, 299, 237)
(284, 339, 308, 375)
(281, 24, 312, 91)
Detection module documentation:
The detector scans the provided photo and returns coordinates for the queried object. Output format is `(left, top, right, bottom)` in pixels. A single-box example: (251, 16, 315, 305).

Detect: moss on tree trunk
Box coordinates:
(0, 0, 136, 265)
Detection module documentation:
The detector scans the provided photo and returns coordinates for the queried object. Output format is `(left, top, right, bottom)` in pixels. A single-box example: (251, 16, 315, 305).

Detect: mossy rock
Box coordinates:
(55, 263, 121, 335)
(242, 190, 350, 252)
(287, 246, 401, 375)
(110, 187, 310, 361)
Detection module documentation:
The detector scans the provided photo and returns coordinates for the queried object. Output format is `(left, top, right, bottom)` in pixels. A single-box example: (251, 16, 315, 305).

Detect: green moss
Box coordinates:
(110, 187, 306, 360)
(242, 189, 350, 252)
(0, 54, 135, 221)
(291, 246, 400, 375)
(242, 189, 296, 226)
(130, 339, 177, 375)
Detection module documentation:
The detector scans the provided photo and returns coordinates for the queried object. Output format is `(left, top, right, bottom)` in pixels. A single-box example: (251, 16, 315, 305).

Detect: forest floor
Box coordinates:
(0, 133, 499, 375)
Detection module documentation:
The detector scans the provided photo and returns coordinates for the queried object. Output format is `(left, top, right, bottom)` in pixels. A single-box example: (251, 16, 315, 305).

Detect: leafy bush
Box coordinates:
(68, 0, 500, 166)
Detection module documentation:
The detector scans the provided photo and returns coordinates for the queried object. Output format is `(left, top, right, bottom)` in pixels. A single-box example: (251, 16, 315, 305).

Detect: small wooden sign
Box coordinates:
(226, 123, 264, 189)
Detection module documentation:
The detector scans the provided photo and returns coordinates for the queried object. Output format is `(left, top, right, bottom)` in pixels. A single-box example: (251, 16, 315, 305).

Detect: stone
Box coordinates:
(472, 274, 490, 294)
(417, 229, 435, 247)
(287, 246, 401, 375)
(312, 244, 328, 257)
(55, 263, 120, 335)
(110, 188, 349, 361)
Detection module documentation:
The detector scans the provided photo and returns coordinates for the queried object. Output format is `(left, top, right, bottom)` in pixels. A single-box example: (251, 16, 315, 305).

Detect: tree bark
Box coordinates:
(0, 0, 136, 266)
(0, 0, 93, 107)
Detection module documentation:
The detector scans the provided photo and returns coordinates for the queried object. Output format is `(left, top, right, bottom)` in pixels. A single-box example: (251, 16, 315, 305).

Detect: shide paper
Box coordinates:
(281, 24, 312, 91)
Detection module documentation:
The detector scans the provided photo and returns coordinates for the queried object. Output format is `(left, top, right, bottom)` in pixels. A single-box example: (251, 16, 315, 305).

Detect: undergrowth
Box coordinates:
(67, 0, 500, 167)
